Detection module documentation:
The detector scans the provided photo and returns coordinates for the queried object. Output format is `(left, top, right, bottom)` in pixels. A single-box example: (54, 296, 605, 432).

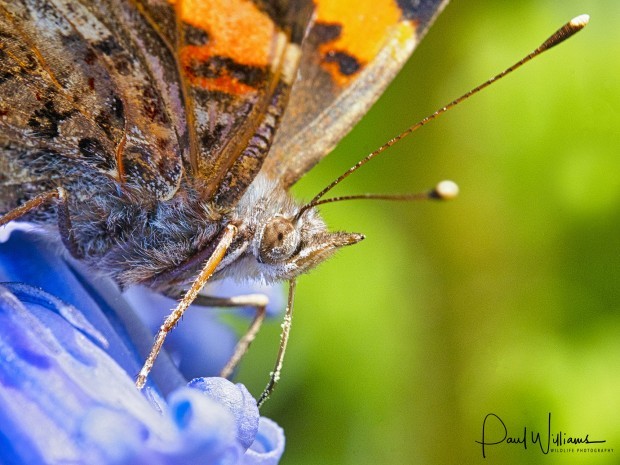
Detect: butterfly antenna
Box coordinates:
(309, 179, 460, 209)
(297, 14, 589, 218)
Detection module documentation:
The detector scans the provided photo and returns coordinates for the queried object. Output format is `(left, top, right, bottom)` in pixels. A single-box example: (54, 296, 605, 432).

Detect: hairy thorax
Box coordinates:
(74, 172, 340, 292)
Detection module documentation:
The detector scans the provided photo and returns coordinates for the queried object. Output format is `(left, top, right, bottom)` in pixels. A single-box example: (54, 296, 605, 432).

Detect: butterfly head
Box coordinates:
(255, 212, 363, 272)
(224, 174, 364, 284)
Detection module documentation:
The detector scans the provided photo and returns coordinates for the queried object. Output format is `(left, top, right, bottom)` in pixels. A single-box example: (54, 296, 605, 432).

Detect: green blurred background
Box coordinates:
(237, 1, 620, 464)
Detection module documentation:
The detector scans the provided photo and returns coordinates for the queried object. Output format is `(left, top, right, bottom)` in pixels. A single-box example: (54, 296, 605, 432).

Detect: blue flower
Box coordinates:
(0, 227, 285, 465)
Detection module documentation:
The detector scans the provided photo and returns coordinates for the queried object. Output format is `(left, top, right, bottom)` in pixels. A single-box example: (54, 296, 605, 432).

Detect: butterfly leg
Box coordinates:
(0, 187, 82, 258)
(136, 224, 238, 389)
(168, 282, 295, 408)
(54, 187, 83, 259)
(0, 189, 60, 226)
(257, 278, 296, 408)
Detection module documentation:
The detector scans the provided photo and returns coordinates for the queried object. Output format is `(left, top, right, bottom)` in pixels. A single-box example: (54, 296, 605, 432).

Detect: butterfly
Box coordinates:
(0, 0, 449, 403)
(0, 0, 588, 406)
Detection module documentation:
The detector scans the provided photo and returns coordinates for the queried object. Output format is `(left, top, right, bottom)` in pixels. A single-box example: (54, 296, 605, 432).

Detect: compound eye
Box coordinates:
(258, 217, 300, 264)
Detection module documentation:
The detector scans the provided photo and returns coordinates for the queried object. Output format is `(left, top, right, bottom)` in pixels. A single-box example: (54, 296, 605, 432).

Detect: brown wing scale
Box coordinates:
(0, 0, 185, 206)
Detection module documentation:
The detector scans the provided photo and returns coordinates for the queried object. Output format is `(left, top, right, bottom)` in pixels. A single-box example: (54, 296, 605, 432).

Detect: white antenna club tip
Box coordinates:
(570, 14, 590, 28)
(435, 180, 459, 200)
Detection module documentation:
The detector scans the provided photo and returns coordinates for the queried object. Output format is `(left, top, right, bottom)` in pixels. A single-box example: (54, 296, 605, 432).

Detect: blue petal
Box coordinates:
(0, 228, 185, 394)
(0, 283, 167, 464)
(242, 418, 286, 465)
(188, 377, 259, 449)
(0, 228, 285, 464)
(164, 388, 244, 464)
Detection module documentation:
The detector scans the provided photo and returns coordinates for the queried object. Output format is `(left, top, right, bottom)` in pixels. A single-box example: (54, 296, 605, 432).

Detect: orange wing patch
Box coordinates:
(179, 47, 258, 95)
(315, 0, 414, 85)
(171, 0, 277, 94)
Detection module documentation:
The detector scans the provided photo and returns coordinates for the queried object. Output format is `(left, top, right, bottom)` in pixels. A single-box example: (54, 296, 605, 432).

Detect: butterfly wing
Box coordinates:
(263, 0, 449, 188)
(0, 0, 187, 204)
(0, 0, 314, 211)
(171, 0, 312, 206)
(169, 0, 314, 205)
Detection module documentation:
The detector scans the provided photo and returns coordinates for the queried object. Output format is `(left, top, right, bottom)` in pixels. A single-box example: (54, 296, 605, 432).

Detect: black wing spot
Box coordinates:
(324, 51, 361, 76)
(79, 137, 104, 158)
(78, 137, 115, 171)
(188, 56, 267, 88)
(313, 22, 342, 44)
(27, 101, 74, 139)
(92, 37, 124, 56)
(397, 0, 442, 23)
(183, 25, 210, 46)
